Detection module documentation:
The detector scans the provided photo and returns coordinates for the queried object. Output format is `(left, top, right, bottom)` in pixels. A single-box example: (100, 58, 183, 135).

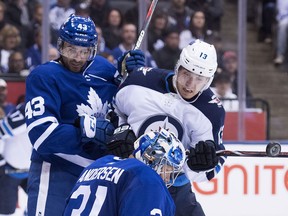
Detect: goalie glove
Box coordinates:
(106, 124, 136, 158)
(186, 140, 219, 172)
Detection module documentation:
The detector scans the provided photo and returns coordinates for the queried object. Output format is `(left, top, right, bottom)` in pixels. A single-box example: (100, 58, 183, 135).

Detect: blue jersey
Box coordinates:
(115, 67, 226, 183)
(63, 155, 175, 216)
(25, 56, 119, 176)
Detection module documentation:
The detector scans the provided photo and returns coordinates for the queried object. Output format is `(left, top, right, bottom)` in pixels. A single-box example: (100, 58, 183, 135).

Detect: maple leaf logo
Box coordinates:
(76, 87, 108, 118)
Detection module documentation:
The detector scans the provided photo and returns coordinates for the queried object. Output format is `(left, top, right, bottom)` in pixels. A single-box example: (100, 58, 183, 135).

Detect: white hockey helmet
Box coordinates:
(173, 40, 218, 101)
(175, 39, 218, 78)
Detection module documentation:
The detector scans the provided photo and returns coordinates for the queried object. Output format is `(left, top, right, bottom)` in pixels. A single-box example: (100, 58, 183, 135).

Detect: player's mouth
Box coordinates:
(70, 62, 83, 68)
(183, 87, 193, 93)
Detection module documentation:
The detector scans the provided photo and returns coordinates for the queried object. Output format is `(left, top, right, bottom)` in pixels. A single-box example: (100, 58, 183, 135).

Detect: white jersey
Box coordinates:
(116, 84, 213, 149)
(0, 103, 32, 169)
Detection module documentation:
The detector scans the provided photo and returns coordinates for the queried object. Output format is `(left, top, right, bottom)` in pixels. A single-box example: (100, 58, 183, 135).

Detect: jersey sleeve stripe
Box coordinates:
(10, 124, 26, 137)
(55, 153, 95, 167)
(0, 126, 4, 137)
(1, 119, 13, 137)
(35, 161, 51, 215)
(33, 122, 58, 150)
(26, 116, 58, 133)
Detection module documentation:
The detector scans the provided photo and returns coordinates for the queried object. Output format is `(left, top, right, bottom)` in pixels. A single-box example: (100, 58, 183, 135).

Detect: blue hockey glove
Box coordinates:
(117, 49, 145, 75)
(187, 140, 219, 172)
(78, 114, 115, 145)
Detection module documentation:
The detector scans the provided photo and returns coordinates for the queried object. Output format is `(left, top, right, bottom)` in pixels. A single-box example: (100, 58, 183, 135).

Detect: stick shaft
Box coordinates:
(134, 0, 159, 50)
(217, 150, 288, 158)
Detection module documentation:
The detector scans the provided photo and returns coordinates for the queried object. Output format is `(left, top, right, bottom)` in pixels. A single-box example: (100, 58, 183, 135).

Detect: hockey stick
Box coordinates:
(121, 0, 159, 78)
(216, 142, 288, 158)
(134, 0, 159, 50)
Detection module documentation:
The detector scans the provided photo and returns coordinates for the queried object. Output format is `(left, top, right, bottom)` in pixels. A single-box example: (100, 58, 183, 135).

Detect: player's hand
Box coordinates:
(186, 140, 219, 172)
(76, 114, 115, 145)
(106, 124, 136, 158)
(117, 49, 145, 75)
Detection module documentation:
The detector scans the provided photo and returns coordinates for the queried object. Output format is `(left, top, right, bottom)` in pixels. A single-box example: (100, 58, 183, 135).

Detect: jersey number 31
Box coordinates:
(69, 185, 163, 216)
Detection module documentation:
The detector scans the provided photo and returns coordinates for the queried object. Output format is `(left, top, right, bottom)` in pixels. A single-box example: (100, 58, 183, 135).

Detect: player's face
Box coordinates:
(61, 42, 92, 72)
(160, 164, 173, 183)
(176, 67, 209, 99)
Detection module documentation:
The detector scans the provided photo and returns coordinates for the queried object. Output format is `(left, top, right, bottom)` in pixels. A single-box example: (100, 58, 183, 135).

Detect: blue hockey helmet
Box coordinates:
(59, 14, 97, 47)
(133, 128, 186, 187)
(58, 14, 97, 60)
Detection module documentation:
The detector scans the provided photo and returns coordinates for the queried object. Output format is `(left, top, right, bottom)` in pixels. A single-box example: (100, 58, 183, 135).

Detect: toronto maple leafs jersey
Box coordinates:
(25, 56, 118, 176)
(63, 155, 175, 216)
(114, 67, 226, 183)
(0, 103, 32, 169)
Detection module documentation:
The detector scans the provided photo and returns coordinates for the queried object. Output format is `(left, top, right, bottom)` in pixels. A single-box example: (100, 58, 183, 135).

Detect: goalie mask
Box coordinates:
(57, 14, 97, 61)
(133, 128, 186, 187)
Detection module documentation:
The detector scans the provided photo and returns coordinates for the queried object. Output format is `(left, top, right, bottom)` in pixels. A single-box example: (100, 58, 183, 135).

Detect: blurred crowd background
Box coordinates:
(0, 0, 286, 139)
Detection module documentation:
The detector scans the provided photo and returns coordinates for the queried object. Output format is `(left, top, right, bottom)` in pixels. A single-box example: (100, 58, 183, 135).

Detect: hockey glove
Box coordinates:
(117, 49, 145, 75)
(76, 114, 115, 145)
(187, 140, 219, 172)
(106, 124, 136, 158)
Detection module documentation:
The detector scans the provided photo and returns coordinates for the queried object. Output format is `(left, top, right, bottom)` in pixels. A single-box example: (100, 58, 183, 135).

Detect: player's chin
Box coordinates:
(179, 89, 195, 99)
(69, 64, 84, 72)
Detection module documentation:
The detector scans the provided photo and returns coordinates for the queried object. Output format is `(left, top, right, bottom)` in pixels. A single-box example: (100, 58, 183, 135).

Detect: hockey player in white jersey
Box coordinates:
(64, 128, 185, 216)
(116, 39, 226, 216)
(25, 14, 120, 216)
(0, 103, 31, 215)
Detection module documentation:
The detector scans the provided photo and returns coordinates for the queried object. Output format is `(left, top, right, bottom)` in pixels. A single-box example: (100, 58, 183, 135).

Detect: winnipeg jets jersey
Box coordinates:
(63, 155, 175, 216)
(114, 67, 226, 182)
(25, 56, 118, 176)
(0, 103, 32, 169)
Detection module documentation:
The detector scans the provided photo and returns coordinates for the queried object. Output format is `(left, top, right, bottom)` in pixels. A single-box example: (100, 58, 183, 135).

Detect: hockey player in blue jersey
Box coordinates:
(116, 39, 226, 216)
(63, 128, 185, 216)
(24, 14, 121, 216)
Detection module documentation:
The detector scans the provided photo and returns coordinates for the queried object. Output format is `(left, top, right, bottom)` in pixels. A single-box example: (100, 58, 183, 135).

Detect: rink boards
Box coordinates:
(15, 143, 288, 216)
(195, 143, 288, 216)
